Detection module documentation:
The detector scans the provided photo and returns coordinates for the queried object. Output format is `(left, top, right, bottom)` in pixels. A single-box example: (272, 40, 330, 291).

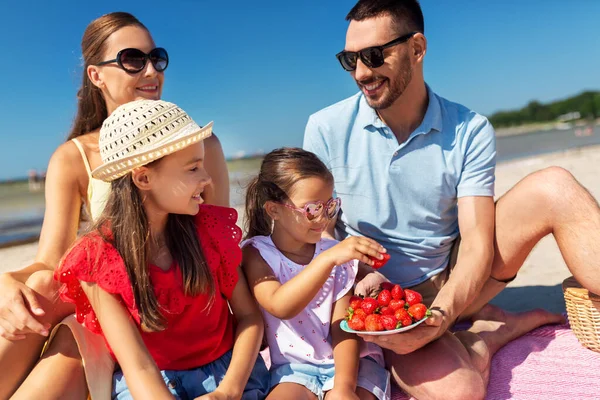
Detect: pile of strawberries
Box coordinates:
(345, 282, 431, 332)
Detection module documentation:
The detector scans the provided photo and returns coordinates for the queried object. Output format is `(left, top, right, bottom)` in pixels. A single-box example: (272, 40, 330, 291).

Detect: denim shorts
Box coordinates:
(112, 350, 270, 400)
(270, 357, 390, 400)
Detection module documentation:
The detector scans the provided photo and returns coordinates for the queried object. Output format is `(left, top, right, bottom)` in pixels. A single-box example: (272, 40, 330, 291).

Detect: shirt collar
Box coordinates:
(358, 84, 443, 135)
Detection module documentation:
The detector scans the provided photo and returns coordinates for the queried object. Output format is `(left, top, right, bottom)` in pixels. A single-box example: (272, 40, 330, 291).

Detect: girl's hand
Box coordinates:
(322, 236, 385, 267)
(326, 386, 360, 400)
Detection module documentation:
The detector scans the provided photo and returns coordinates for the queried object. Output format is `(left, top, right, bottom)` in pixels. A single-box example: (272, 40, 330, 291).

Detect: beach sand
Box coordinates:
(3, 145, 600, 313)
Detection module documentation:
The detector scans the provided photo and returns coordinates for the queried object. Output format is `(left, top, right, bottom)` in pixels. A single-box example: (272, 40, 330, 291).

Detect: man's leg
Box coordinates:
(463, 167, 600, 317)
(387, 305, 563, 400)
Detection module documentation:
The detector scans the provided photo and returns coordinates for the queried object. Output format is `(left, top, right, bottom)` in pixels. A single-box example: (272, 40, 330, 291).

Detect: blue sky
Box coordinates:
(0, 0, 598, 180)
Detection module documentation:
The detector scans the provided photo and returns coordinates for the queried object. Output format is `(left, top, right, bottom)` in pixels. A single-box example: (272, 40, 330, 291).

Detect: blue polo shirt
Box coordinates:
(303, 86, 496, 287)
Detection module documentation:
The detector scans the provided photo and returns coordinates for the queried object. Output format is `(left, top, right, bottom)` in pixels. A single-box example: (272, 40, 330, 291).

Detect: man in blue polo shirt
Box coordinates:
(304, 1, 599, 399)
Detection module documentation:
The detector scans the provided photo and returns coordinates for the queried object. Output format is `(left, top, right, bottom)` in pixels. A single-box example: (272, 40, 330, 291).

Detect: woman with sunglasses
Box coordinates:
(241, 147, 391, 400)
(0, 12, 231, 399)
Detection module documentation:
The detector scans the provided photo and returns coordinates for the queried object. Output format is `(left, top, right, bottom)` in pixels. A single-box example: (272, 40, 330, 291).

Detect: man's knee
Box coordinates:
(530, 166, 580, 202)
(25, 270, 59, 300)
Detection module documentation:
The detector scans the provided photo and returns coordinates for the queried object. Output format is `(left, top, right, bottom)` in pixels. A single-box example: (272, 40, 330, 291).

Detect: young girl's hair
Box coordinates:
(93, 162, 214, 332)
(244, 147, 333, 240)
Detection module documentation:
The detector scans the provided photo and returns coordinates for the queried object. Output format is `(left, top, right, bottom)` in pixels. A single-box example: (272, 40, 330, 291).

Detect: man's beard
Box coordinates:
(358, 54, 413, 110)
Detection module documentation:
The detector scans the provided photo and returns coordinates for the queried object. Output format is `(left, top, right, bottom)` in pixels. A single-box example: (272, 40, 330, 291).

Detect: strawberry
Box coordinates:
(360, 297, 378, 315)
(380, 306, 395, 316)
(394, 308, 413, 327)
(349, 296, 363, 310)
(380, 282, 395, 291)
(348, 314, 366, 331)
(377, 289, 392, 307)
(408, 303, 431, 321)
(388, 298, 406, 312)
(404, 289, 423, 306)
(369, 253, 391, 269)
(391, 284, 404, 300)
(381, 315, 397, 331)
(354, 309, 367, 319)
(365, 314, 384, 331)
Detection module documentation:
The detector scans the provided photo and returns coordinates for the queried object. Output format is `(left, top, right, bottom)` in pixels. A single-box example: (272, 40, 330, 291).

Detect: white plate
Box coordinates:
(340, 316, 428, 335)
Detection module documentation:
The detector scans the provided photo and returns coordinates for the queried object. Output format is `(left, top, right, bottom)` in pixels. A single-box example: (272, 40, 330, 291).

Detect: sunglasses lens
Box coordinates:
(305, 203, 323, 221)
(119, 49, 147, 72)
(338, 52, 358, 71)
(361, 48, 385, 69)
(150, 48, 169, 72)
(326, 199, 340, 219)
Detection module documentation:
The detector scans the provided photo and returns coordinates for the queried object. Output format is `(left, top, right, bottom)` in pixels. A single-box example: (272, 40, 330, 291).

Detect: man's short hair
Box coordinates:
(346, 0, 425, 35)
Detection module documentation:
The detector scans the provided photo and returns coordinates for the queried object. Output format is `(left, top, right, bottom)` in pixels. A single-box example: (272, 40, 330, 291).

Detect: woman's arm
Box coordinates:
(202, 134, 230, 207)
(0, 142, 86, 338)
(199, 267, 263, 400)
(328, 293, 360, 399)
(242, 237, 384, 320)
(80, 281, 174, 400)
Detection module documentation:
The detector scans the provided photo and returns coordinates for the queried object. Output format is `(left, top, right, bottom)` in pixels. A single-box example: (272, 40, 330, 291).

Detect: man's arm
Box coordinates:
(430, 196, 495, 328)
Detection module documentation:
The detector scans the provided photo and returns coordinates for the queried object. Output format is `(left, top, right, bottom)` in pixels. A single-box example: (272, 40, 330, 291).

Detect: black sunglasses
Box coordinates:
(336, 32, 417, 72)
(96, 47, 169, 73)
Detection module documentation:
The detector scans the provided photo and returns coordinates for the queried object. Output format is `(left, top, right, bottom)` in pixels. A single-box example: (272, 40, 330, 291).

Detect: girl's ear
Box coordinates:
(264, 200, 281, 221)
(131, 166, 152, 190)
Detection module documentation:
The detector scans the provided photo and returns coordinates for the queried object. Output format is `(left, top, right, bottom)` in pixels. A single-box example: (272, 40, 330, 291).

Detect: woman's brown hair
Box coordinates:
(93, 170, 214, 332)
(244, 147, 333, 239)
(67, 12, 148, 141)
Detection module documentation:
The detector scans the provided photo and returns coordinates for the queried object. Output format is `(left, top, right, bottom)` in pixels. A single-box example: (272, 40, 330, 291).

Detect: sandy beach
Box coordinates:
(3, 145, 600, 314)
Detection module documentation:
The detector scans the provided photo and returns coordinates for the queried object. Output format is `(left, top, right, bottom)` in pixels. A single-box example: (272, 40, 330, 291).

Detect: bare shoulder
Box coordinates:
(46, 133, 98, 195)
(204, 132, 223, 149)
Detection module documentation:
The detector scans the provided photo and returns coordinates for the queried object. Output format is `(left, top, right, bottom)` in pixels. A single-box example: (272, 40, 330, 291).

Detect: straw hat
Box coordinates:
(92, 99, 213, 181)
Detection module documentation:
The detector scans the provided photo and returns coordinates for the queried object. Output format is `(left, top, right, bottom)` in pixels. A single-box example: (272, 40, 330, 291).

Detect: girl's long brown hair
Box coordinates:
(93, 170, 214, 332)
(244, 147, 333, 239)
(67, 12, 148, 141)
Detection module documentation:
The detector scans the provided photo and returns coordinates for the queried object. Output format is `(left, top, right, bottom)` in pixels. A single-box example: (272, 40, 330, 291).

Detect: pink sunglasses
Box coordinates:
(282, 197, 341, 221)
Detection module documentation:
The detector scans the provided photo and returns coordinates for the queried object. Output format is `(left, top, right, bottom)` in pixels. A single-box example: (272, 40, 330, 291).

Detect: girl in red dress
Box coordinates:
(55, 99, 269, 400)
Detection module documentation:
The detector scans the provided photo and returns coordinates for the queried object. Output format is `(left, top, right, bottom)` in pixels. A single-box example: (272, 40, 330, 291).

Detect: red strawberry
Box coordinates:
(380, 306, 395, 316)
(354, 309, 367, 319)
(404, 289, 423, 306)
(348, 314, 366, 331)
(380, 282, 395, 291)
(369, 253, 391, 269)
(377, 289, 392, 307)
(391, 284, 404, 300)
(408, 303, 431, 321)
(388, 298, 406, 312)
(349, 296, 363, 310)
(394, 308, 413, 327)
(360, 298, 378, 315)
(381, 315, 397, 331)
(365, 314, 384, 331)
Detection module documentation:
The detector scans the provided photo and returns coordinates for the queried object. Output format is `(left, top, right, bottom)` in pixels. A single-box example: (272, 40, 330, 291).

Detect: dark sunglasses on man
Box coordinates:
(96, 47, 169, 74)
(336, 32, 417, 72)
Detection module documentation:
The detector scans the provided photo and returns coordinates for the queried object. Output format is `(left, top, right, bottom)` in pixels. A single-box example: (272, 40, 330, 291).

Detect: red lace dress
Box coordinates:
(55, 205, 241, 371)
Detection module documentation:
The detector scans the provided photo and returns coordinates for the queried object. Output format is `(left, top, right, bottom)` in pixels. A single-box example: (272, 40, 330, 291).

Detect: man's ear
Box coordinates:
(264, 200, 281, 221)
(411, 32, 427, 63)
(131, 166, 152, 191)
(87, 65, 104, 89)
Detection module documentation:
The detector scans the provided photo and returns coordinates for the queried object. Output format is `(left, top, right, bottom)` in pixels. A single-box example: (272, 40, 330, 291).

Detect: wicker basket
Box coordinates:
(562, 276, 600, 352)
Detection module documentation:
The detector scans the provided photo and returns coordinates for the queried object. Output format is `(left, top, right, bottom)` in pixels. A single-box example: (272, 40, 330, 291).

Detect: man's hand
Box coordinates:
(354, 270, 390, 298)
(0, 274, 49, 340)
(358, 309, 447, 354)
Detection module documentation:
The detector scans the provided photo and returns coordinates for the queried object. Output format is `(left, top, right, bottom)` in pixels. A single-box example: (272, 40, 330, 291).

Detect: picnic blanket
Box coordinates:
(392, 319, 600, 399)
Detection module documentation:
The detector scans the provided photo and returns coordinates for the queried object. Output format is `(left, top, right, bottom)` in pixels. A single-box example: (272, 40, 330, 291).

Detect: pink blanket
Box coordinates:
(392, 320, 600, 399)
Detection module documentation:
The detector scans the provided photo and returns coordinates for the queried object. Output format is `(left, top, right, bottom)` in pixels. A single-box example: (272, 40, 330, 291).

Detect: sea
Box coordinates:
(1, 123, 598, 248)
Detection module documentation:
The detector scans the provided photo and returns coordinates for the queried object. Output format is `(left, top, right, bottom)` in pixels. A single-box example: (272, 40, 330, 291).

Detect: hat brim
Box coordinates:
(91, 121, 213, 182)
